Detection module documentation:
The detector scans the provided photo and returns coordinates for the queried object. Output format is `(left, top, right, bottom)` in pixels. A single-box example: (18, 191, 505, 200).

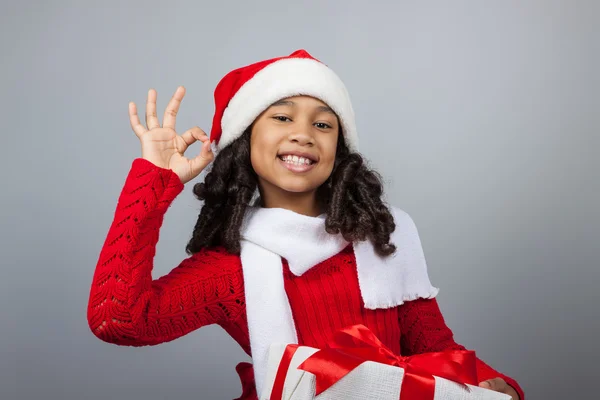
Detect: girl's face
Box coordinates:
(250, 95, 340, 211)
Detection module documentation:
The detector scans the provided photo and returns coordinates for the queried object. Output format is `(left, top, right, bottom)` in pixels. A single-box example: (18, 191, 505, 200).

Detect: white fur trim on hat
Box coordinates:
(218, 57, 358, 152)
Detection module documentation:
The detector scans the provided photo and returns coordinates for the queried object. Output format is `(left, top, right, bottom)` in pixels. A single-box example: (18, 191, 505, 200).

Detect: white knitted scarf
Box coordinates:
(239, 206, 440, 396)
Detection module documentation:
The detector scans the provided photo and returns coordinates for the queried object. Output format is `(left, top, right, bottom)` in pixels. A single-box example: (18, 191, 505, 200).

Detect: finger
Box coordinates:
(479, 381, 492, 390)
(180, 126, 208, 149)
(145, 88, 160, 130)
(163, 86, 186, 130)
(190, 138, 214, 173)
(128, 102, 147, 137)
(479, 378, 506, 392)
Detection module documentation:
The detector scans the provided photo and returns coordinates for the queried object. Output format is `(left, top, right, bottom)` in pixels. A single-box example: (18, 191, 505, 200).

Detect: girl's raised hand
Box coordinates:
(129, 86, 214, 184)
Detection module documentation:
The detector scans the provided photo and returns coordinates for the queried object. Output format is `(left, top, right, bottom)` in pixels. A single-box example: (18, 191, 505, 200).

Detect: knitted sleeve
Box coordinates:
(398, 298, 525, 400)
(86, 158, 246, 347)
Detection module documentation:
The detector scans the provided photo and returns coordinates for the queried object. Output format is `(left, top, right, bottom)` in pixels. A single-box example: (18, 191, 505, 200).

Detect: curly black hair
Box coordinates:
(185, 127, 397, 257)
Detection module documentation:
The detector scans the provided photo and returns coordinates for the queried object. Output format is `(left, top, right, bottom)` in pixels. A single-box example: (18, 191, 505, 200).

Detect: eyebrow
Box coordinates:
(270, 100, 336, 115)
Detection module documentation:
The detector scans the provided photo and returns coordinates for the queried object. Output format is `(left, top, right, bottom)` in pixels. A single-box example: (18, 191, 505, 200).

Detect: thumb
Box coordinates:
(479, 380, 492, 389)
(479, 378, 506, 392)
(189, 138, 214, 173)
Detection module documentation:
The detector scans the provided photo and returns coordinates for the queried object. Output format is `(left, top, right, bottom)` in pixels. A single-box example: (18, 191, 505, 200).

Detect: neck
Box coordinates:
(258, 185, 322, 217)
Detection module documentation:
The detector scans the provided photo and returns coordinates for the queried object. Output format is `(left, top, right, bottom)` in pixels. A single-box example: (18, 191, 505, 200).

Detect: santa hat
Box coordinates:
(209, 49, 359, 152)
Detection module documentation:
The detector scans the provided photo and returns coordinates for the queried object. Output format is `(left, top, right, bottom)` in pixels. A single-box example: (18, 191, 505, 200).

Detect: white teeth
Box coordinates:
(281, 155, 313, 165)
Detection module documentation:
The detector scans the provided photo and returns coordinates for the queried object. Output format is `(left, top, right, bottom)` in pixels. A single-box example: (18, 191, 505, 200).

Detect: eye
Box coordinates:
(273, 116, 291, 122)
(314, 122, 332, 129)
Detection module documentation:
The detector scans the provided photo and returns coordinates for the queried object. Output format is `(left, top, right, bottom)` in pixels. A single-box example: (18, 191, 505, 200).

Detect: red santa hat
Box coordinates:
(209, 49, 359, 152)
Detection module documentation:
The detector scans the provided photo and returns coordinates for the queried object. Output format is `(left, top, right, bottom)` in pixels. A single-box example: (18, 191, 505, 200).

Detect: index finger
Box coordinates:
(163, 86, 186, 130)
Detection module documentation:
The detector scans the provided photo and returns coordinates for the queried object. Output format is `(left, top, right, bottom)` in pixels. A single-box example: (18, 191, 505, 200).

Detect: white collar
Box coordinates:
(241, 206, 349, 276)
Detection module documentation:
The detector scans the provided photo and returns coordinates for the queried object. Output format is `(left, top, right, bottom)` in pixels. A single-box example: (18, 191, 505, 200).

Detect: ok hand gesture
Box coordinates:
(129, 86, 214, 184)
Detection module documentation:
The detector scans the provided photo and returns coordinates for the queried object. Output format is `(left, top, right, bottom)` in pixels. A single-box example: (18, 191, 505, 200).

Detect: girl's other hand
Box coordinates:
(479, 378, 520, 399)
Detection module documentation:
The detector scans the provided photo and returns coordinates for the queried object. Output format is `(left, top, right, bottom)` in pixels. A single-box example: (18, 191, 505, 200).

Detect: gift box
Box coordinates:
(260, 325, 511, 400)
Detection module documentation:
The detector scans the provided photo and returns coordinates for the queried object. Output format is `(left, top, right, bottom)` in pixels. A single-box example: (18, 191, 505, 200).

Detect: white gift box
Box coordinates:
(260, 344, 511, 400)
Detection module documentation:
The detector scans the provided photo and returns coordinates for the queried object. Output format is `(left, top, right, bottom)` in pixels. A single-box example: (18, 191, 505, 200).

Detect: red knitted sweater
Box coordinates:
(87, 158, 525, 400)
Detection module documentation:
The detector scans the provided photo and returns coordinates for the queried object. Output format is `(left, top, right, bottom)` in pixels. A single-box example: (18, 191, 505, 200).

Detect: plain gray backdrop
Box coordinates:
(2, 1, 598, 399)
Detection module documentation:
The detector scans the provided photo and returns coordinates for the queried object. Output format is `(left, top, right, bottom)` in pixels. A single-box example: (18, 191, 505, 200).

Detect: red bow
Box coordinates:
(270, 324, 478, 400)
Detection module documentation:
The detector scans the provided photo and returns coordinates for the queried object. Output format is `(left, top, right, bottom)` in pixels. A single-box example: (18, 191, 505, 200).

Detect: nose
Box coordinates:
(288, 121, 315, 146)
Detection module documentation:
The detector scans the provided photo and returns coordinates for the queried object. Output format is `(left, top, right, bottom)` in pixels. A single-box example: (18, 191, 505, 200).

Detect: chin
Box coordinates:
(276, 179, 320, 194)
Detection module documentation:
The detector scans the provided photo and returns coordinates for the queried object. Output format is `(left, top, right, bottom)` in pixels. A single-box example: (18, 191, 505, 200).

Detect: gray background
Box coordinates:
(2, 1, 598, 399)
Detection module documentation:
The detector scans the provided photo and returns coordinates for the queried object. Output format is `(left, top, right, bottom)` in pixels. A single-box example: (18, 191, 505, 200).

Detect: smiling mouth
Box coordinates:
(278, 154, 316, 166)
(277, 154, 318, 173)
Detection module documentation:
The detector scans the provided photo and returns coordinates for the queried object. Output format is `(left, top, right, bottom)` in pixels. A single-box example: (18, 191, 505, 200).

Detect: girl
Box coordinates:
(87, 50, 524, 400)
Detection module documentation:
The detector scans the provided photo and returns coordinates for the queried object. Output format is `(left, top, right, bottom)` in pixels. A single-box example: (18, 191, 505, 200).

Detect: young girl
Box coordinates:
(87, 50, 524, 400)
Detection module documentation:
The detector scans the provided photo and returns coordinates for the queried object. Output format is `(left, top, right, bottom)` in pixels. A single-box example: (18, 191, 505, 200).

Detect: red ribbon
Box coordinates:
(269, 324, 478, 400)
